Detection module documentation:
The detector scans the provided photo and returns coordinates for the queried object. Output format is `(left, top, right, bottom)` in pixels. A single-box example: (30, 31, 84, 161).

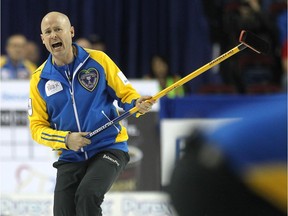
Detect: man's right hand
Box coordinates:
(65, 132, 91, 151)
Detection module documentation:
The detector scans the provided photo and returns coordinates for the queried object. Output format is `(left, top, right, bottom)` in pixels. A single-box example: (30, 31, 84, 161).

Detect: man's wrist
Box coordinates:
(134, 98, 139, 107)
(65, 132, 71, 149)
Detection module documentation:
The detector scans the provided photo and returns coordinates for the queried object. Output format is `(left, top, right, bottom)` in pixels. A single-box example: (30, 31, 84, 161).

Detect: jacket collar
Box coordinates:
(40, 43, 90, 82)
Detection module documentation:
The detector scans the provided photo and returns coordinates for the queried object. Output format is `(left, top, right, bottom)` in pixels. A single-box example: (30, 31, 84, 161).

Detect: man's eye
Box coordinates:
(45, 30, 51, 35)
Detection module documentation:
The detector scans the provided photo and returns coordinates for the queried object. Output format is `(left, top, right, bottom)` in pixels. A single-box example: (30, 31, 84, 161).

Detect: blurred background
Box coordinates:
(1, 0, 287, 93)
(0, 0, 287, 215)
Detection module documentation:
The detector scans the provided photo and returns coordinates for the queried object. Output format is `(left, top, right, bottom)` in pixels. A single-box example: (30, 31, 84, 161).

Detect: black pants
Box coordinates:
(53, 149, 129, 216)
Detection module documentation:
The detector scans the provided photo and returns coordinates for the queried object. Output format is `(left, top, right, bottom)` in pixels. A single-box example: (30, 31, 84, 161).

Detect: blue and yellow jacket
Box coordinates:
(28, 44, 141, 162)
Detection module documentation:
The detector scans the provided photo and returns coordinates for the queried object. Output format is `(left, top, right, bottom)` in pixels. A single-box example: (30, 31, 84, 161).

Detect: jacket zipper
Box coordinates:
(67, 55, 90, 160)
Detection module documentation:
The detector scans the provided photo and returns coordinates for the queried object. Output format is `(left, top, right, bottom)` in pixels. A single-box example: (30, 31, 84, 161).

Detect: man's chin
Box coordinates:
(51, 49, 65, 57)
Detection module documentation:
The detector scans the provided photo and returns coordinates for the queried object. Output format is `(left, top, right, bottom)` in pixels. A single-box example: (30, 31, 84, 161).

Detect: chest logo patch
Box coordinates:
(45, 80, 63, 97)
(78, 68, 99, 92)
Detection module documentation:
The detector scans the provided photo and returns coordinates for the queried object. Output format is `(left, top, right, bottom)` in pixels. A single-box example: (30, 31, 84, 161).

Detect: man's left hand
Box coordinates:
(135, 96, 155, 114)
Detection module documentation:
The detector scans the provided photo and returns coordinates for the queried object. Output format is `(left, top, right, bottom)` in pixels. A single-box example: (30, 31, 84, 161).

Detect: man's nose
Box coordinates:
(50, 31, 57, 39)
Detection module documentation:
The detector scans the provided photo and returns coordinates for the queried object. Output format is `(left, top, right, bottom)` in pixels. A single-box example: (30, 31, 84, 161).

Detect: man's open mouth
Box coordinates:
(52, 42, 63, 49)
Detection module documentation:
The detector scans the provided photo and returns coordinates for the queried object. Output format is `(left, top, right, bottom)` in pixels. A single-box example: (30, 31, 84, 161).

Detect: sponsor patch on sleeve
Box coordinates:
(117, 71, 130, 85)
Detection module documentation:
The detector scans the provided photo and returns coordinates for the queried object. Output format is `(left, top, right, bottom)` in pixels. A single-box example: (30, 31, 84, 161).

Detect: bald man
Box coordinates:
(29, 11, 154, 216)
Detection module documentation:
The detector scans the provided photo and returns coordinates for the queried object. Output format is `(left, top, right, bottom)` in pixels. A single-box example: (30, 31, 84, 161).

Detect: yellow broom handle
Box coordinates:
(153, 43, 246, 100)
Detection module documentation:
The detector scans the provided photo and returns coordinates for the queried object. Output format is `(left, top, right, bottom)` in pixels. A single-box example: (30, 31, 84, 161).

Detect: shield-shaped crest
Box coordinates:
(78, 68, 99, 92)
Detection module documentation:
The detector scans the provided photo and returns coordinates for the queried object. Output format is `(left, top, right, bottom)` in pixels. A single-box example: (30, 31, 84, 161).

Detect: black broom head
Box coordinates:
(239, 30, 270, 55)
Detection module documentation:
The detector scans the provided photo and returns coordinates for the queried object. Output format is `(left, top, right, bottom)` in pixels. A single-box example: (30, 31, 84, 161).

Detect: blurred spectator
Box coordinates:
(25, 40, 40, 66)
(220, 0, 280, 93)
(276, 9, 287, 47)
(88, 34, 106, 51)
(281, 39, 287, 90)
(274, 6, 287, 90)
(145, 55, 185, 98)
(75, 37, 92, 49)
(169, 94, 287, 216)
(1, 34, 37, 80)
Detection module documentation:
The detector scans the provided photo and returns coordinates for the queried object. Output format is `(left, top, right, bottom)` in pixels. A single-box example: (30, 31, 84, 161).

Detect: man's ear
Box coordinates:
(40, 34, 45, 44)
(71, 26, 75, 38)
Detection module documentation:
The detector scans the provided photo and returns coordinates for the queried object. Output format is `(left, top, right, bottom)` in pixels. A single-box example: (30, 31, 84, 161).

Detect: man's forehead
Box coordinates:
(41, 13, 71, 30)
(42, 17, 65, 26)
